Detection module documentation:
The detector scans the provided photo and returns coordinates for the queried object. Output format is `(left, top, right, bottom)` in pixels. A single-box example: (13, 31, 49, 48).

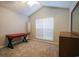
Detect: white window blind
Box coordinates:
(36, 18, 54, 41)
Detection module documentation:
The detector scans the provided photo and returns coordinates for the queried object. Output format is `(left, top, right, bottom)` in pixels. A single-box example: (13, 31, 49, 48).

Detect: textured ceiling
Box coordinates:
(0, 1, 76, 16)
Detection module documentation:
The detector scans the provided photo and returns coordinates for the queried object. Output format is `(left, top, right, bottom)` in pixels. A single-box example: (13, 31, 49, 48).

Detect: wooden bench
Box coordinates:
(6, 33, 30, 49)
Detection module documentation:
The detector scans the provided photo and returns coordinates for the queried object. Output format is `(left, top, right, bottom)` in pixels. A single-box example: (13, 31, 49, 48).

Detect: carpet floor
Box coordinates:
(0, 39, 59, 57)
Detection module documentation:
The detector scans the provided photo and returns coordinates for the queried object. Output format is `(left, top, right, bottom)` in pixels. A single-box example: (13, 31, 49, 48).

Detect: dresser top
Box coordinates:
(60, 32, 79, 39)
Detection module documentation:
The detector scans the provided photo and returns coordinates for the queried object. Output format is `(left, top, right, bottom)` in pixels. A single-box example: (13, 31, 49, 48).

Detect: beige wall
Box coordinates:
(29, 6, 69, 41)
(0, 7, 28, 48)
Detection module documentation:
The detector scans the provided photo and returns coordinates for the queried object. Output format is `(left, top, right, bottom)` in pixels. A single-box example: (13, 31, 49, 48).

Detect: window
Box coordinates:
(36, 18, 54, 41)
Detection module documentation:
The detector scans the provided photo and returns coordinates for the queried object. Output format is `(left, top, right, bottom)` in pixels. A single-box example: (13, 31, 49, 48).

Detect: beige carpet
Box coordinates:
(0, 39, 59, 57)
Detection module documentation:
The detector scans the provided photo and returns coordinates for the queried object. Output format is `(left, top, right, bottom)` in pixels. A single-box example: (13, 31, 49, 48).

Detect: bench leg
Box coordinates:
(23, 36, 28, 42)
(8, 39, 14, 49)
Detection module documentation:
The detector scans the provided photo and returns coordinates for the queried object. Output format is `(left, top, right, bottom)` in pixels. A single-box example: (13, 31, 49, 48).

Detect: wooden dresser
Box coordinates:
(59, 32, 79, 57)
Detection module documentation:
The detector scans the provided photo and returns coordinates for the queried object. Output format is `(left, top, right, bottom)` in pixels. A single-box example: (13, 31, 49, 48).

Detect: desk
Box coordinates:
(6, 33, 30, 49)
(59, 32, 79, 57)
